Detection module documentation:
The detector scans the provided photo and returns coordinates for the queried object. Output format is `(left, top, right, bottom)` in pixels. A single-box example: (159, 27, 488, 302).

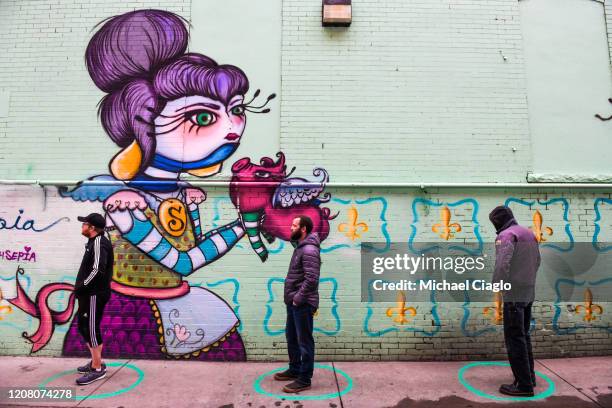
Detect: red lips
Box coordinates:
(225, 133, 240, 141)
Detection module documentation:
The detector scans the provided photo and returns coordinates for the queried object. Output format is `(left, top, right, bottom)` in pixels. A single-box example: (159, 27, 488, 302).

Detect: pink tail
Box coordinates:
(7, 272, 76, 353)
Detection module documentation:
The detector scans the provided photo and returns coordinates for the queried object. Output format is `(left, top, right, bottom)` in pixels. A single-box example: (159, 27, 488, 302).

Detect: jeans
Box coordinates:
(286, 303, 315, 384)
(503, 301, 535, 391)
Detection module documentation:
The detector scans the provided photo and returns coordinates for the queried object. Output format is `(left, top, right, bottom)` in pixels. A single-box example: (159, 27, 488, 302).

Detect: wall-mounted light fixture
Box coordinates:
(322, 0, 352, 27)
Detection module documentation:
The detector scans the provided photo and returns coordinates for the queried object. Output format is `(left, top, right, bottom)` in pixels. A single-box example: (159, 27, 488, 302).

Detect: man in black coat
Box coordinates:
(73, 213, 113, 386)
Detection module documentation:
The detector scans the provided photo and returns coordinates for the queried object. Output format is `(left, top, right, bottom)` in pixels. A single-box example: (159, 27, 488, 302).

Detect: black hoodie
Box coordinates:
(488, 205, 541, 300)
(489, 205, 518, 234)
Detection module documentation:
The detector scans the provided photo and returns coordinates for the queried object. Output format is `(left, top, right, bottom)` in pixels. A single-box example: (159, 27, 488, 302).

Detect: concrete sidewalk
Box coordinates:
(0, 356, 610, 408)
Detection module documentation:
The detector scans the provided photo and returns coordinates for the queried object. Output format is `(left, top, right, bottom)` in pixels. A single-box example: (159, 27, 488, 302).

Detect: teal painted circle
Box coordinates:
(39, 362, 144, 400)
(253, 363, 353, 401)
(458, 362, 555, 402)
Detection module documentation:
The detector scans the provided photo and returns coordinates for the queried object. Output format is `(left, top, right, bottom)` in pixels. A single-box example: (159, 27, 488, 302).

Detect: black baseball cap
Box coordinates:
(77, 213, 106, 229)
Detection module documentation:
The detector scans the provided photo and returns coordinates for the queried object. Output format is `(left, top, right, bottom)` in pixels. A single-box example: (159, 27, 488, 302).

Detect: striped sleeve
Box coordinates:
(83, 236, 101, 286)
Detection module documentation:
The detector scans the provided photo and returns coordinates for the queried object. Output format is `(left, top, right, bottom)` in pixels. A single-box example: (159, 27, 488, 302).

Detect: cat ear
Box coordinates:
(110, 140, 142, 180)
(231, 158, 250, 173)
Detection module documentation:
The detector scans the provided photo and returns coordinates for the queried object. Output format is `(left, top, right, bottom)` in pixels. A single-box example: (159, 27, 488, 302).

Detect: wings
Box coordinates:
(272, 168, 330, 208)
(59, 175, 126, 203)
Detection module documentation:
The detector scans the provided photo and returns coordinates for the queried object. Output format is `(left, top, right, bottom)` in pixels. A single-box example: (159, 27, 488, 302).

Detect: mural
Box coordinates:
(229, 152, 334, 261)
(0, 8, 610, 362)
(2, 9, 332, 361)
(263, 277, 341, 336)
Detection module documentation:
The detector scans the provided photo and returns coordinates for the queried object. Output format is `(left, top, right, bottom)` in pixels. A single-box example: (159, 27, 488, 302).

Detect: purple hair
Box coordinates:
(85, 9, 249, 175)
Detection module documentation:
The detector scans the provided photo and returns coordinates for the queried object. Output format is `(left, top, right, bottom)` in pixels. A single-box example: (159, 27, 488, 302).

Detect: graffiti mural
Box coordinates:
(409, 198, 484, 256)
(0, 8, 611, 363)
(263, 277, 341, 336)
(229, 152, 334, 261)
(2, 9, 332, 361)
(0, 209, 69, 233)
(0, 246, 37, 263)
(504, 198, 574, 252)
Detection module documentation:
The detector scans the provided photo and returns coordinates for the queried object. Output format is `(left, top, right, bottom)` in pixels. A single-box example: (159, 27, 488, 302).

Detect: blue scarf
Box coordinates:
(127, 174, 183, 192)
(151, 143, 238, 173)
(129, 143, 238, 192)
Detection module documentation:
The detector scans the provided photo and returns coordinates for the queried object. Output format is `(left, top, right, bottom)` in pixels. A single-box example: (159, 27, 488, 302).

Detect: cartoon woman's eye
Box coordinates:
(188, 111, 217, 126)
(231, 106, 245, 116)
(254, 170, 271, 178)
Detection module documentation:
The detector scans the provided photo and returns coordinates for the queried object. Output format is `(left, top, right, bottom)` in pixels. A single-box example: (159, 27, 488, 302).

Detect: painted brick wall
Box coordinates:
(1, 186, 611, 360)
(280, 0, 531, 183)
(0, 0, 190, 180)
(0, 1, 611, 362)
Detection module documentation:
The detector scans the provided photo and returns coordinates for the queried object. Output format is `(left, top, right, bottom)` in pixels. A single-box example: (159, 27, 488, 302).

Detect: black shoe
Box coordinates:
(273, 369, 298, 381)
(77, 361, 107, 374)
(283, 380, 311, 393)
(500, 383, 534, 397)
(514, 379, 537, 388)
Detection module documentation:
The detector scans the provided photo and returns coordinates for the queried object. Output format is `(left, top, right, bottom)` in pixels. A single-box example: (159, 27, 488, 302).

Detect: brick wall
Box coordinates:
(0, 0, 611, 361)
(0, 0, 191, 180)
(1, 186, 611, 360)
(280, 0, 531, 183)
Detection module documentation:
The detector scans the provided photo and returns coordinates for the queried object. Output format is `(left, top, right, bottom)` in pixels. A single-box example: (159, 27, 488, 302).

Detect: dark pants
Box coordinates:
(77, 292, 109, 348)
(286, 303, 315, 384)
(503, 301, 535, 391)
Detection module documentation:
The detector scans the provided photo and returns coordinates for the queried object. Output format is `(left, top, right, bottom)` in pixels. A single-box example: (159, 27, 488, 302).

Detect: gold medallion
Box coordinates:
(158, 198, 187, 237)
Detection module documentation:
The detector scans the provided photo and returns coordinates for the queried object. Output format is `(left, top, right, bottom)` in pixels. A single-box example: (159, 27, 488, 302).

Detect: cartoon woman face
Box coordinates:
(154, 95, 246, 164)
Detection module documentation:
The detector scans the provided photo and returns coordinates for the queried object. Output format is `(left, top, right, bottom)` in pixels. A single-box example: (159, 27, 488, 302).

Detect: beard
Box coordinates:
(290, 229, 302, 242)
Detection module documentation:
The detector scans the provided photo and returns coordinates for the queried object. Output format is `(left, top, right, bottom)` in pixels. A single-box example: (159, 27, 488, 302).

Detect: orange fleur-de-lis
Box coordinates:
(432, 206, 462, 240)
(338, 206, 369, 241)
(483, 292, 503, 324)
(575, 288, 603, 322)
(529, 210, 553, 243)
(386, 292, 417, 325)
(0, 289, 13, 321)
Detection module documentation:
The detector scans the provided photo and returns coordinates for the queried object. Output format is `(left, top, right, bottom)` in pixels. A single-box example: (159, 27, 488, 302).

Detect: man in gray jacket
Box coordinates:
(274, 215, 321, 393)
(489, 205, 541, 397)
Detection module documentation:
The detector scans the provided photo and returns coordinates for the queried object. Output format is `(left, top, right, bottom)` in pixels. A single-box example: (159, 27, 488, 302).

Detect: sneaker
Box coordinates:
(283, 380, 311, 393)
(77, 361, 107, 374)
(273, 369, 298, 381)
(76, 368, 107, 385)
(499, 383, 534, 397)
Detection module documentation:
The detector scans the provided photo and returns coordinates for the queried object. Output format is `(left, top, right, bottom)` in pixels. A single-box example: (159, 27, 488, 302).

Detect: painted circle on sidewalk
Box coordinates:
(39, 362, 144, 400)
(458, 362, 555, 402)
(253, 363, 353, 401)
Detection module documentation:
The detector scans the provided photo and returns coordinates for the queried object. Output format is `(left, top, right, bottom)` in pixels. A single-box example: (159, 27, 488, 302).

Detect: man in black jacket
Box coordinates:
(74, 213, 113, 385)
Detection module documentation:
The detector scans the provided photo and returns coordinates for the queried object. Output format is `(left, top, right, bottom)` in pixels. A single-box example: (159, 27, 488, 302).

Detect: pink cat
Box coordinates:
(229, 152, 335, 261)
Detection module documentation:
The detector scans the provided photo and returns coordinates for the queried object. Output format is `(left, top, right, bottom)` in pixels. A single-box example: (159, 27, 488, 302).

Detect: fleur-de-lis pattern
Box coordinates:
(409, 198, 483, 256)
(338, 206, 369, 241)
(385, 292, 417, 324)
(575, 288, 603, 322)
(529, 210, 553, 243)
(321, 197, 390, 253)
(432, 206, 462, 241)
(553, 280, 612, 335)
(504, 198, 574, 252)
